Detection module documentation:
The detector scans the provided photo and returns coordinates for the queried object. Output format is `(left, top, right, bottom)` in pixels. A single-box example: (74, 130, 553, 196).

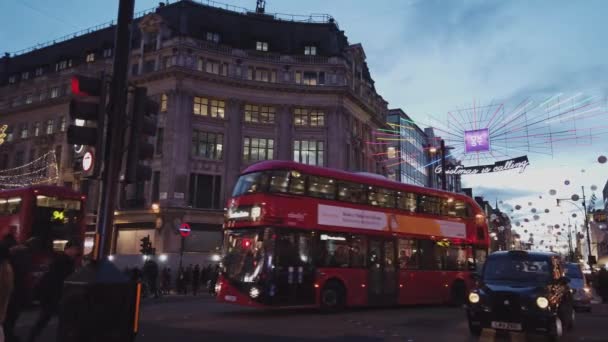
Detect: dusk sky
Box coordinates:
(2, 0, 607, 251)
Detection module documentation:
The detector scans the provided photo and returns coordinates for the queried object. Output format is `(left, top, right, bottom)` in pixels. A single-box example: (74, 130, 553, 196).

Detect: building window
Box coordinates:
(206, 32, 220, 43)
(50, 87, 59, 99)
(131, 63, 139, 76)
(14, 151, 24, 168)
(294, 108, 325, 127)
(188, 174, 222, 209)
(46, 119, 54, 135)
(5, 127, 13, 142)
(39, 90, 47, 101)
(304, 46, 317, 55)
(243, 137, 274, 162)
(191, 130, 223, 160)
(21, 72, 30, 80)
(244, 105, 275, 124)
(255, 41, 269, 51)
(33, 122, 40, 137)
(35, 67, 44, 76)
(193, 97, 225, 119)
(205, 60, 220, 74)
(143, 60, 155, 73)
(155, 128, 163, 155)
(55, 59, 72, 71)
(86, 53, 95, 63)
(29, 149, 37, 162)
(8, 76, 16, 84)
(247, 66, 254, 80)
(20, 124, 28, 139)
(303, 72, 317, 85)
(160, 94, 168, 112)
(59, 116, 66, 132)
(293, 140, 324, 166)
(197, 58, 204, 71)
(103, 48, 112, 58)
(25, 94, 33, 104)
(222, 62, 229, 76)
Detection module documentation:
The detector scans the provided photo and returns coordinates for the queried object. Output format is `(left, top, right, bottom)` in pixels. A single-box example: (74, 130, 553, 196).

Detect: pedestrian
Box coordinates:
(27, 238, 82, 342)
(184, 264, 193, 295)
(192, 264, 200, 296)
(208, 265, 220, 295)
(598, 265, 608, 303)
(0, 239, 15, 342)
(143, 258, 159, 298)
(201, 264, 210, 287)
(176, 266, 185, 295)
(162, 267, 171, 295)
(2, 236, 36, 342)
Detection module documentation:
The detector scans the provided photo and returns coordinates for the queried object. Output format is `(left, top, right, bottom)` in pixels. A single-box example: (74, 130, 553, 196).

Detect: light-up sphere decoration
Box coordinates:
(564, 180, 570, 185)
(515, 205, 522, 210)
(591, 185, 598, 191)
(531, 208, 537, 213)
(533, 215, 540, 220)
(554, 224, 560, 229)
(599, 155, 607, 164)
(545, 209, 550, 213)
(571, 194, 580, 201)
(549, 189, 557, 196)
(572, 213, 577, 218)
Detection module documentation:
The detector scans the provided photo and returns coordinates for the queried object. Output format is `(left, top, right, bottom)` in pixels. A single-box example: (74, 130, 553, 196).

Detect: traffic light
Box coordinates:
(67, 74, 108, 178)
(139, 235, 152, 255)
(125, 87, 158, 183)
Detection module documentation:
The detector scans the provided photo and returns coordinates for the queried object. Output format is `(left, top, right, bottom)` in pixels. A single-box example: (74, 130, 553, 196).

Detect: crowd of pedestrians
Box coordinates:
(125, 262, 220, 297)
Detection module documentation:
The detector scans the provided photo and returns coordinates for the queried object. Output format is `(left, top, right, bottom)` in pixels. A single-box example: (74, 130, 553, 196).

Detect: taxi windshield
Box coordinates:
(483, 254, 552, 283)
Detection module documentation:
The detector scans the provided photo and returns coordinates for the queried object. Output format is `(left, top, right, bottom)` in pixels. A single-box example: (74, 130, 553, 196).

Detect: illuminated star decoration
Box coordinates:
(370, 93, 608, 170)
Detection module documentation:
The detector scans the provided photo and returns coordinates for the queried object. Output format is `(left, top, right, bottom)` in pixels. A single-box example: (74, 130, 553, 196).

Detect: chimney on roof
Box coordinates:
(159, 2, 165, 7)
(256, 0, 266, 14)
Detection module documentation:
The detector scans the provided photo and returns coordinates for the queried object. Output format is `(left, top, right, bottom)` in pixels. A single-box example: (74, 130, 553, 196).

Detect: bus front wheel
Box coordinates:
(320, 281, 345, 312)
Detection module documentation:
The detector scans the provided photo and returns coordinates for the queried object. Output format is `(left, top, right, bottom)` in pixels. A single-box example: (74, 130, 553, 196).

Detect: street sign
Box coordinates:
(179, 223, 191, 238)
(82, 151, 93, 172)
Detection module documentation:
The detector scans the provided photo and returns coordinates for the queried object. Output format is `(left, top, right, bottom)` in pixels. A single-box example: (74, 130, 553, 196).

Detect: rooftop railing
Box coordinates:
(8, 1, 336, 57)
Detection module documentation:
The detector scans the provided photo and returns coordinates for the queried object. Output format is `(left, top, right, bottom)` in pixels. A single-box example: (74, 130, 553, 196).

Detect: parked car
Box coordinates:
(564, 262, 592, 312)
(466, 250, 575, 340)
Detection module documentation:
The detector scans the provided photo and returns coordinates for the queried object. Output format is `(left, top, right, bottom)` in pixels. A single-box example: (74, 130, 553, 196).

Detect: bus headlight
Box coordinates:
(215, 281, 222, 294)
(249, 287, 260, 299)
(536, 296, 549, 309)
(468, 292, 480, 304)
(250, 206, 261, 220)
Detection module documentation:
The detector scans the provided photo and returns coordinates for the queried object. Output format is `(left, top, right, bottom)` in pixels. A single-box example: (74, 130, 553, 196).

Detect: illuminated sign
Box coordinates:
(320, 234, 346, 241)
(464, 128, 490, 153)
(434, 155, 530, 175)
(52, 210, 65, 221)
(82, 151, 93, 172)
(0, 125, 8, 145)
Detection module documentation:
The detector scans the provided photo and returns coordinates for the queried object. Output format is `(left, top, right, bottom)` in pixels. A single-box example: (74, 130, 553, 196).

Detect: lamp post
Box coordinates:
(557, 185, 594, 266)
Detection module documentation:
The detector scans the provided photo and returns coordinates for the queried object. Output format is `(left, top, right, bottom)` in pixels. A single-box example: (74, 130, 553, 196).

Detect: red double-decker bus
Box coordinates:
(0, 185, 86, 290)
(217, 161, 489, 310)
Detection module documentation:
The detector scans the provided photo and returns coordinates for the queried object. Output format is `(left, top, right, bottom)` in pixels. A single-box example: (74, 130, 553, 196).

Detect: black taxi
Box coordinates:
(466, 251, 575, 340)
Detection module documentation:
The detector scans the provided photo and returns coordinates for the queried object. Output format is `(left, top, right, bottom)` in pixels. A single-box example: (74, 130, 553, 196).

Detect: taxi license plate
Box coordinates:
(491, 321, 522, 331)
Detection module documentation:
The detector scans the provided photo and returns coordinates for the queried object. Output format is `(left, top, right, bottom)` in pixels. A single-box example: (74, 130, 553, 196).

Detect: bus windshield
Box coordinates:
(33, 195, 83, 251)
(222, 228, 266, 283)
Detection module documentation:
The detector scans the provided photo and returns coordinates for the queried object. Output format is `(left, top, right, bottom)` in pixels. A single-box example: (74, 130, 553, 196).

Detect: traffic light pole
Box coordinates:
(96, 0, 135, 259)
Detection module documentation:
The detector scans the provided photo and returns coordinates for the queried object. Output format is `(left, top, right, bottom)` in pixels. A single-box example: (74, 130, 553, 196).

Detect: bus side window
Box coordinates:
(350, 235, 367, 268)
(288, 170, 306, 195)
(396, 192, 416, 213)
(370, 188, 396, 208)
(307, 176, 335, 200)
(398, 238, 419, 269)
(268, 171, 290, 193)
(418, 240, 439, 270)
(337, 182, 366, 204)
(319, 233, 349, 268)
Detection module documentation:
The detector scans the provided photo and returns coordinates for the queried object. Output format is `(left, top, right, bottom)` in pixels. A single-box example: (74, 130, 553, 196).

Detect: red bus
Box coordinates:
(216, 161, 489, 310)
(0, 185, 86, 289)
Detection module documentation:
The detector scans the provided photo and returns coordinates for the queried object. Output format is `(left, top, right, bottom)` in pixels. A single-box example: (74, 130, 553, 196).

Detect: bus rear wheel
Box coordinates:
(320, 282, 345, 312)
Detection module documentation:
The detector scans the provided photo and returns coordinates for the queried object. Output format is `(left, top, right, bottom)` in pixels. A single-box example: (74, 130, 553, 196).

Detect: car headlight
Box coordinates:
(583, 287, 591, 293)
(249, 286, 260, 299)
(536, 296, 549, 309)
(468, 292, 480, 304)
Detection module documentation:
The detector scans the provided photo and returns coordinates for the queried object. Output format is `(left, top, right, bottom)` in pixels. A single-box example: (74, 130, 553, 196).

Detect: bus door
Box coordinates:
(272, 230, 316, 306)
(368, 238, 398, 306)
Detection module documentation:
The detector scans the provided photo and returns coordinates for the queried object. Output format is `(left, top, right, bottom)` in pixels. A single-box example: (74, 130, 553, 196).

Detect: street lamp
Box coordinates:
(556, 185, 594, 266)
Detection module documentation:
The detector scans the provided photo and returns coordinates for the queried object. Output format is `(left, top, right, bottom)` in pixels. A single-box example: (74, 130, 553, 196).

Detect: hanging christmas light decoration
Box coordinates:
(549, 189, 557, 196)
(0, 151, 59, 189)
(599, 155, 607, 164)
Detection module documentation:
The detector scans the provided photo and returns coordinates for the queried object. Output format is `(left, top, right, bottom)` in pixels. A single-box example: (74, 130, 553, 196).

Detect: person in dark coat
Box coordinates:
(208, 265, 220, 295)
(192, 265, 200, 296)
(161, 267, 171, 295)
(2, 235, 35, 342)
(27, 239, 81, 342)
(184, 264, 193, 295)
(599, 266, 608, 303)
(143, 259, 159, 298)
(176, 267, 185, 295)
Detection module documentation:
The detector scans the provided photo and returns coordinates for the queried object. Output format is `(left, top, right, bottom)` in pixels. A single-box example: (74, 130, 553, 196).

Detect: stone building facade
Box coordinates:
(0, 1, 388, 263)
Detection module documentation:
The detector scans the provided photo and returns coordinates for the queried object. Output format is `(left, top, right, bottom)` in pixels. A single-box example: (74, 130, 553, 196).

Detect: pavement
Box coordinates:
(15, 294, 608, 342)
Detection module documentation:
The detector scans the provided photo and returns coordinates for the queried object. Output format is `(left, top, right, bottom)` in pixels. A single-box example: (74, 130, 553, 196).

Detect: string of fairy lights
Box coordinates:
(0, 150, 59, 189)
